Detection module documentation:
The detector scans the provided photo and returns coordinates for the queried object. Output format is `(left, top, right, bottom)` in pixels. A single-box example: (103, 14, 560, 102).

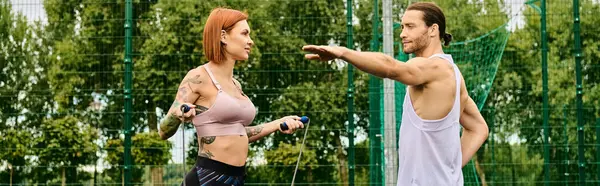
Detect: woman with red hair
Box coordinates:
(158, 8, 304, 186)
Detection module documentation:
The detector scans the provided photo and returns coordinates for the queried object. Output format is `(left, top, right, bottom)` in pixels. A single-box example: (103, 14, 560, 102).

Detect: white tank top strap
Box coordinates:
(428, 53, 454, 64)
(452, 65, 462, 110)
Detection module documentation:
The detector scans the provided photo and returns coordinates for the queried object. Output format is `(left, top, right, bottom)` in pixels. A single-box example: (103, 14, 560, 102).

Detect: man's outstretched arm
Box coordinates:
(303, 45, 441, 86)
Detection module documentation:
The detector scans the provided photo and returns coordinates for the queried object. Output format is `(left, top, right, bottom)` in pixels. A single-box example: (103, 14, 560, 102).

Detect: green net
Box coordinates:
(448, 25, 511, 110)
(451, 24, 510, 185)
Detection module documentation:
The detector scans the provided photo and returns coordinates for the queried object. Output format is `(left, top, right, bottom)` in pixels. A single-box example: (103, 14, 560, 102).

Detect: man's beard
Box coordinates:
(403, 31, 429, 54)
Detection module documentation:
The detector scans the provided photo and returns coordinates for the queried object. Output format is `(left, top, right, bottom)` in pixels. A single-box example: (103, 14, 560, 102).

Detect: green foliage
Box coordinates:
(161, 164, 187, 185)
(35, 116, 99, 184)
(262, 143, 319, 184)
(0, 129, 30, 183)
(481, 142, 545, 185)
(1, 0, 599, 185)
(480, 0, 600, 184)
(0, 0, 50, 130)
(44, 0, 156, 137)
(0, 0, 35, 182)
(132, 132, 173, 166)
(105, 132, 172, 183)
(0, 0, 53, 183)
(37, 116, 98, 166)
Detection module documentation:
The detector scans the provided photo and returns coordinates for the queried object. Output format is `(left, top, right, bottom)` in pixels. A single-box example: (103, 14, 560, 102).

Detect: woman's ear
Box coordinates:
(220, 30, 227, 45)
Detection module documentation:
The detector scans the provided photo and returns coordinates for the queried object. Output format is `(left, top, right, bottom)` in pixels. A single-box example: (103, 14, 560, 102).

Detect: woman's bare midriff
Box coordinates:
(199, 134, 249, 166)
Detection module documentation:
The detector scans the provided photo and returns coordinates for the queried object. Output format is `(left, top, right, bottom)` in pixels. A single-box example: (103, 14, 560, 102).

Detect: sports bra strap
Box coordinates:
(203, 65, 222, 90)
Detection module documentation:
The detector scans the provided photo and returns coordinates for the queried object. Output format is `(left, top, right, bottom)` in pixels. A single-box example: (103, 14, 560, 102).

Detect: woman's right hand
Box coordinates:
(177, 103, 196, 122)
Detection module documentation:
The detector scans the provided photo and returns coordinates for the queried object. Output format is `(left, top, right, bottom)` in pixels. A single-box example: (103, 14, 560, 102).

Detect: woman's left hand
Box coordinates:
(277, 116, 304, 134)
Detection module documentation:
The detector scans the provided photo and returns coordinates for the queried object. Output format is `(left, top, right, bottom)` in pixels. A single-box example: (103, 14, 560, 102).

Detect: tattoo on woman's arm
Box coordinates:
(159, 114, 181, 136)
(245, 126, 264, 138)
(176, 74, 202, 104)
(170, 100, 182, 110)
(178, 87, 188, 101)
(183, 75, 203, 84)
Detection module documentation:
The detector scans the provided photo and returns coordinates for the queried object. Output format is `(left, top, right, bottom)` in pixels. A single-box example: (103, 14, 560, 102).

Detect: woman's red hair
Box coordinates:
(203, 8, 248, 63)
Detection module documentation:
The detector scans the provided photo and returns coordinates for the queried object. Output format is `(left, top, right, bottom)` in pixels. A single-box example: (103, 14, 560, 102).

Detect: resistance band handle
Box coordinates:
(180, 104, 191, 113)
(280, 116, 309, 131)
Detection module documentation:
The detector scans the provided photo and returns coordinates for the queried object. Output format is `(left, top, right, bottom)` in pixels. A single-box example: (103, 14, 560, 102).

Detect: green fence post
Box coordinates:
(596, 118, 600, 183)
(563, 105, 569, 185)
(123, 0, 134, 185)
(572, 0, 585, 184)
(368, 0, 384, 184)
(346, 0, 355, 185)
(525, 0, 549, 184)
(491, 108, 495, 185)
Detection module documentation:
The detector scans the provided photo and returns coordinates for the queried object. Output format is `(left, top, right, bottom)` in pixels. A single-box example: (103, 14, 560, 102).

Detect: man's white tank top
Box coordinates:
(397, 54, 464, 186)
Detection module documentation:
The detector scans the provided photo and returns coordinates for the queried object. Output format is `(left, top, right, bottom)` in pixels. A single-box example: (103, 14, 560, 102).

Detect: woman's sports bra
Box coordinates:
(192, 65, 256, 137)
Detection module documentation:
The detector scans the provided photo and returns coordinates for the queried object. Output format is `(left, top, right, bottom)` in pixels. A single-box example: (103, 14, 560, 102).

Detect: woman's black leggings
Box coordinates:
(182, 156, 245, 186)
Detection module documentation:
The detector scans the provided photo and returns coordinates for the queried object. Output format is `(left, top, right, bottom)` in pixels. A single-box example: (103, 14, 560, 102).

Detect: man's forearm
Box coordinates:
(460, 129, 488, 167)
(339, 48, 401, 78)
(159, 114, 181, 140)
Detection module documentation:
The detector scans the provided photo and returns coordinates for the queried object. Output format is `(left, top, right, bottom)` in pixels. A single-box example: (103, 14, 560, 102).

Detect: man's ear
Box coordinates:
(430, 24, 439, 37)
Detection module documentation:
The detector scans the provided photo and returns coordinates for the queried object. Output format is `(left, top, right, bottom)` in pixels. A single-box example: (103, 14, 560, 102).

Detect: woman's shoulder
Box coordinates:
(187, 65, 209, 77)
(180, 65, 210, 88)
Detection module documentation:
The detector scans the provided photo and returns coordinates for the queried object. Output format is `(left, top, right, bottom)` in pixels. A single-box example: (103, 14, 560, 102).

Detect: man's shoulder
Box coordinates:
(407, 56, 450, 65)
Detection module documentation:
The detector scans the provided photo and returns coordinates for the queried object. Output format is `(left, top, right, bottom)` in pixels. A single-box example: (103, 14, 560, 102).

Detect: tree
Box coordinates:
(0, 129, 30, 184)
(105, 132, 171, 184)
(43, 0, 159, 138)
(35, 116, 98, 185)
(482, 0, 600, 183)
(267, 69, 371, 185)
(262, 143, 319, 184)
(0, 0, 51, 184)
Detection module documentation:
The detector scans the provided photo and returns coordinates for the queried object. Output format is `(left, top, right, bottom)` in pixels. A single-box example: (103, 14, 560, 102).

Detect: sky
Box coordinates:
(9, 0, 46, 23)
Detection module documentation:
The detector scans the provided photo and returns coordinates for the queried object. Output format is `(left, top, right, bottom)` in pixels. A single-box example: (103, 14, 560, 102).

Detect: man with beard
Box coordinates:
(302, 2, 488, 185)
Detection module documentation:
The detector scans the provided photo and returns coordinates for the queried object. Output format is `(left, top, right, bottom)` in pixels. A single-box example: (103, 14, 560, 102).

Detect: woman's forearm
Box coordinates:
(159, 113, 182, 140)
(246, 121, 280, 143)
